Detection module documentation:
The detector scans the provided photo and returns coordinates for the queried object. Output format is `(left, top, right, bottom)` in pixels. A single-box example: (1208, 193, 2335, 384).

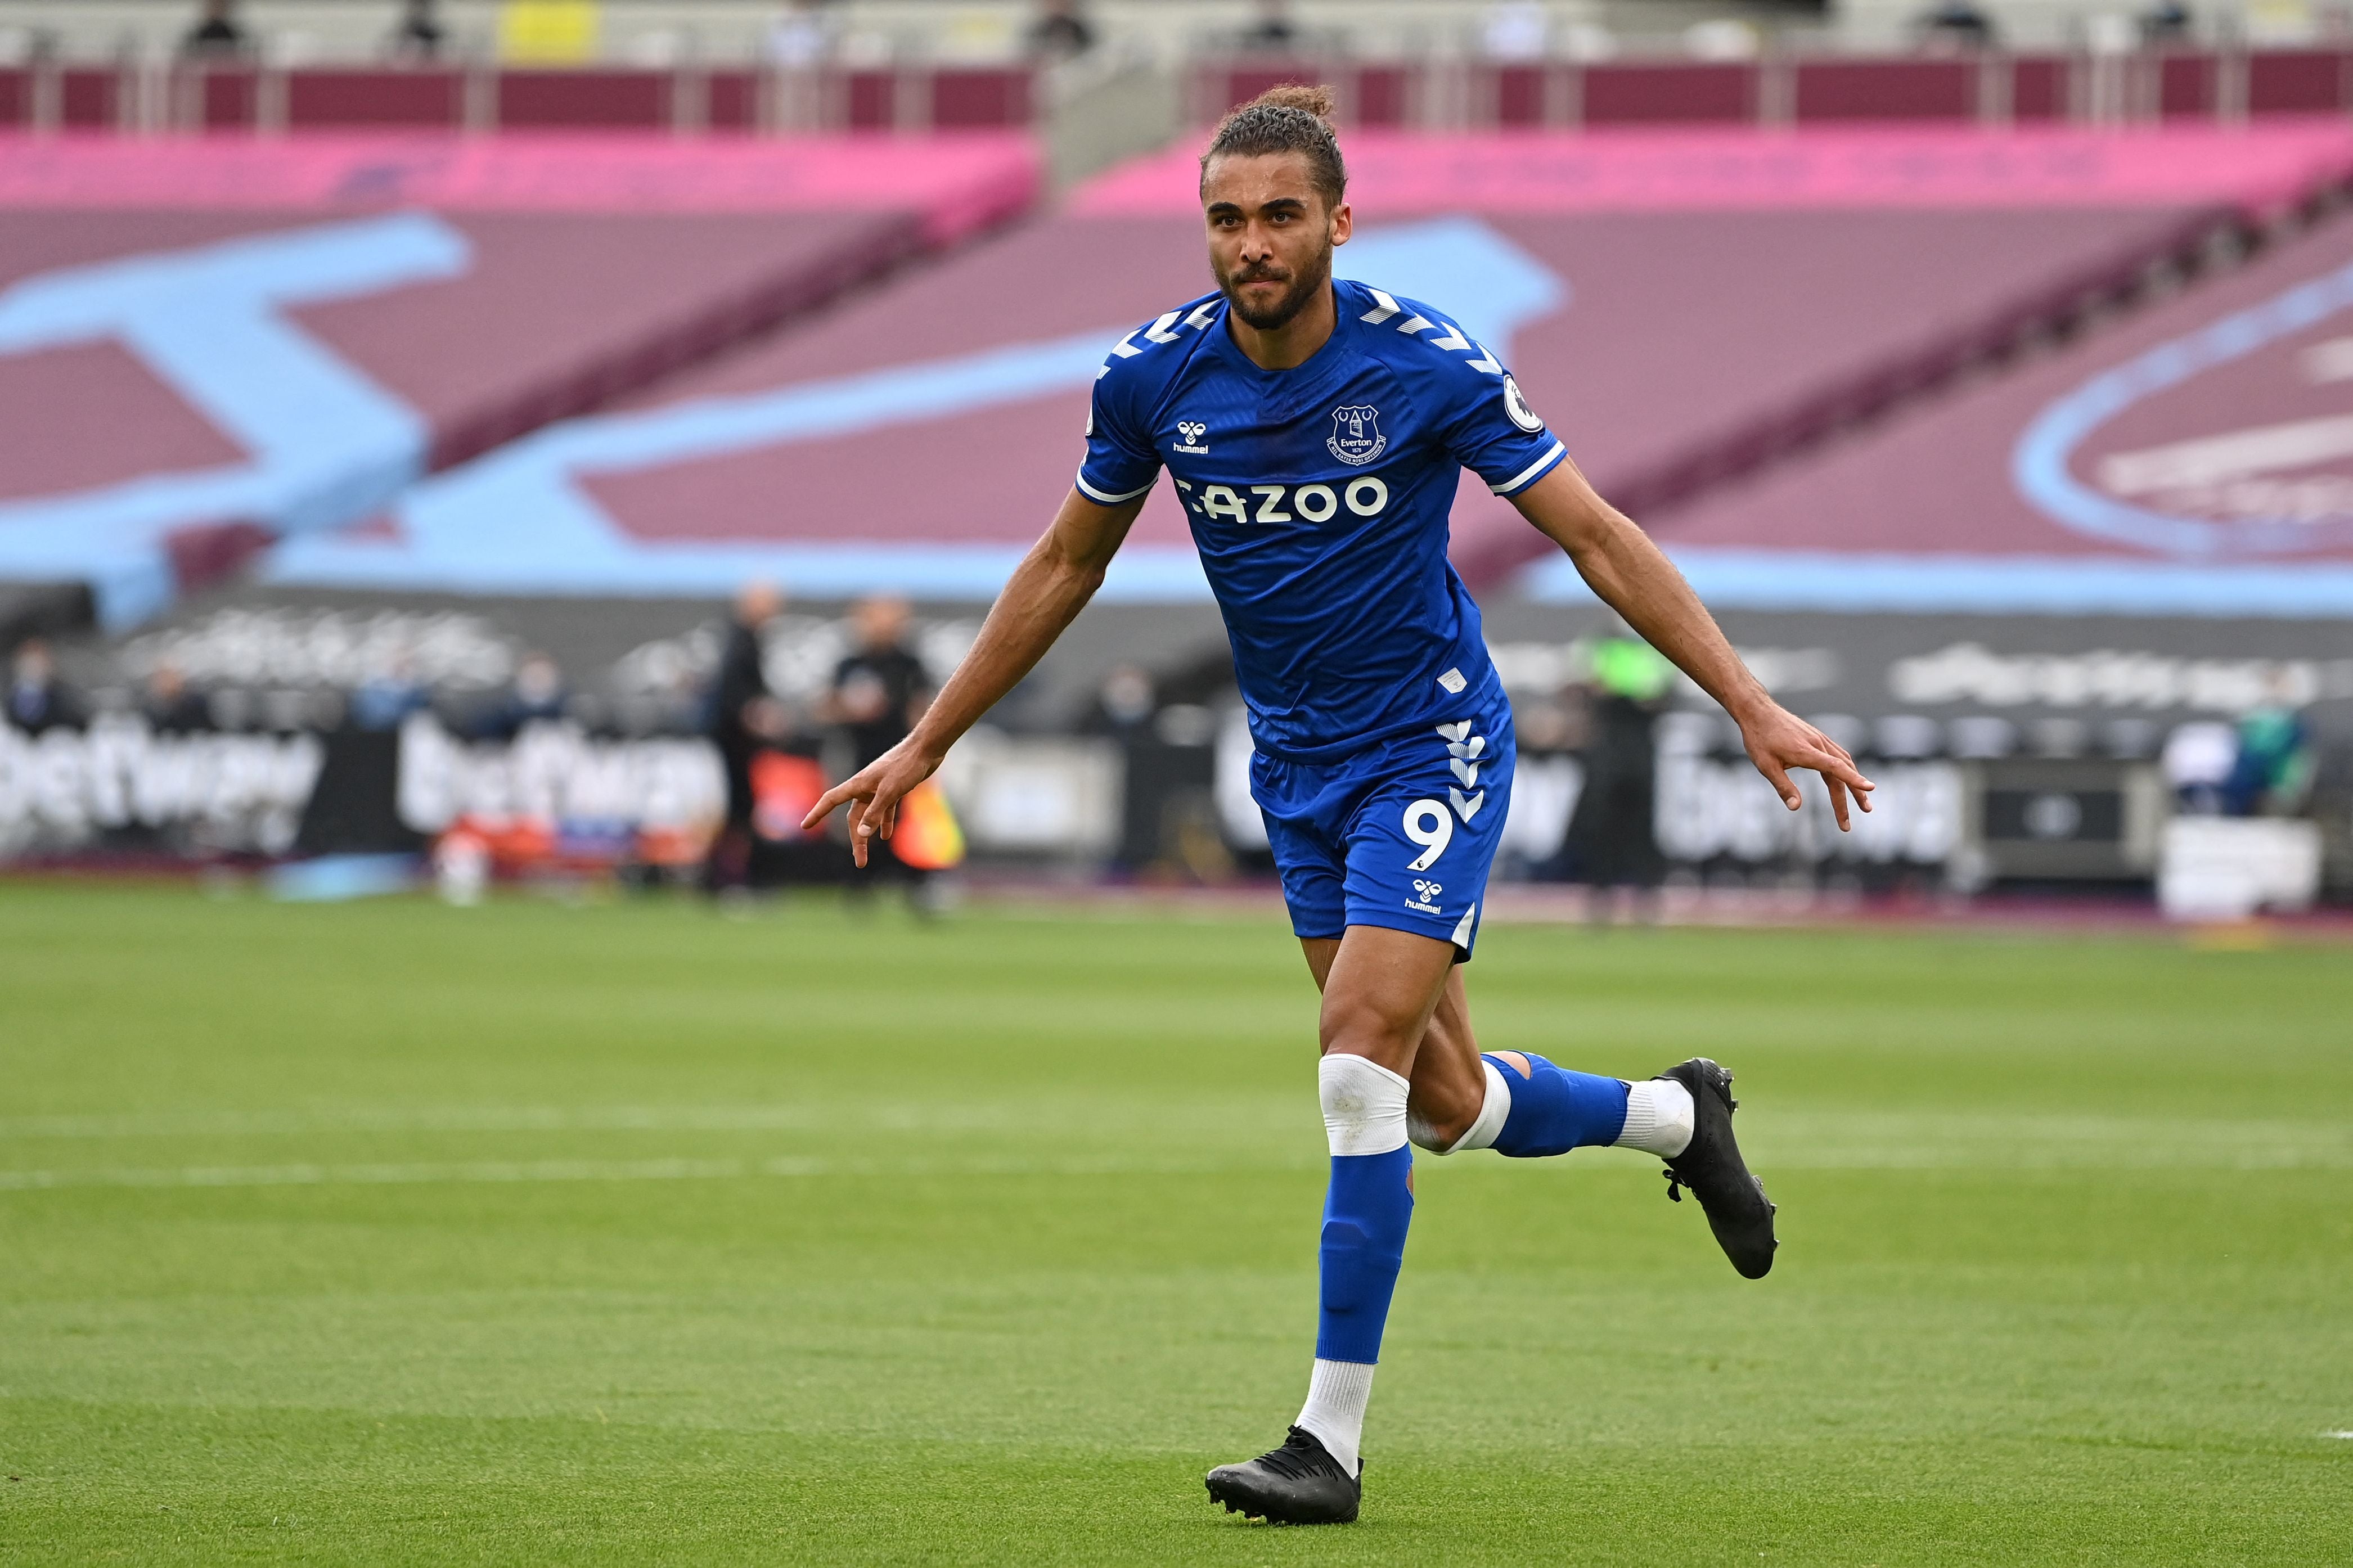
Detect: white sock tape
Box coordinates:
(1446, 1059, 1513, 1154)
(1319, 1053, 1411, 1157)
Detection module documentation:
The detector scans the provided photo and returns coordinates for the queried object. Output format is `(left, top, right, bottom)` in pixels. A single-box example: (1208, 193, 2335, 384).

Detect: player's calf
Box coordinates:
(1411, 1051, 1691, 1159)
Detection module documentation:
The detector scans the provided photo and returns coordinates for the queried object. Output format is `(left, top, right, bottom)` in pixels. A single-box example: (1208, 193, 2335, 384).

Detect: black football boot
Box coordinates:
(1204, 1426, 1361, 1524)
(1656, 1057, 1778, 1279)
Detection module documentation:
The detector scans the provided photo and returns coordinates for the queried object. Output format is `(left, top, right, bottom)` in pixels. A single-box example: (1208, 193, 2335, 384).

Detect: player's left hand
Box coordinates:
(801, 738, 942, 868)
(1736, 704, 1875, 831)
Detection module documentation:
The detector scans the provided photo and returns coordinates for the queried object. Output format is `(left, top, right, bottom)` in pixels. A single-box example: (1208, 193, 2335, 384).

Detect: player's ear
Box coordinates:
(1329, 201, 1352, 246)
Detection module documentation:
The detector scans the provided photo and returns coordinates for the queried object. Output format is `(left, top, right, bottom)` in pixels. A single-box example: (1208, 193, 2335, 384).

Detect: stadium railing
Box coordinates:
(0, 61, 1037, 134)
(2, 47, 2349, 137)
(1186, 48, 2353, 129)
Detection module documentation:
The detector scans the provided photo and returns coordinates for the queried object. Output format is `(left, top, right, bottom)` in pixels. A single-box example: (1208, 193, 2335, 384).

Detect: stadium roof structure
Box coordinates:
(1529, 202, 2353, 619)
(0, 132, 1040, 627)
(258, 121, 2353, 609)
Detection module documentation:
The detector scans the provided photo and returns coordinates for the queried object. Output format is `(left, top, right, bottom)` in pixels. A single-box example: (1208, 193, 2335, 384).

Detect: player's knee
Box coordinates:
(1317, 1052, 1410, 1156)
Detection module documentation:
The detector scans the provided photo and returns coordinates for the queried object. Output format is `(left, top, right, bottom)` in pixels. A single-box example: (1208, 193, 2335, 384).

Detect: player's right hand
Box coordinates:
(1736, 702, 1874, 831)
(801, 740, 942, 868)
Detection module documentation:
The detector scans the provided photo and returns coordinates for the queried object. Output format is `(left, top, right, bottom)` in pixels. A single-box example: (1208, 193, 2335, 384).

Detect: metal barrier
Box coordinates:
(1186, 49, 2353, 130)
(0, 61, 1039, 134)
(5, 51, 2346, 137)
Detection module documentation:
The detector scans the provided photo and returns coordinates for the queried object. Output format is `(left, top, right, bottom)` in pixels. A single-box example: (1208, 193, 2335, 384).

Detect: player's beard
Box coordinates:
(1217, 232, 1334, 332)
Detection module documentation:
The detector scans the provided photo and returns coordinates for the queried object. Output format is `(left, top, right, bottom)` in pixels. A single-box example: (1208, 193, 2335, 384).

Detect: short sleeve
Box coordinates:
(1075, 370, 1161, 506)
(1439, 359, 1565, 498)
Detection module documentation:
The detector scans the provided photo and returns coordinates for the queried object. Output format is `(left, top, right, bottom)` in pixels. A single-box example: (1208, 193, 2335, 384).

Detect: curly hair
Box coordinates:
(1199, 84, 1347, 210)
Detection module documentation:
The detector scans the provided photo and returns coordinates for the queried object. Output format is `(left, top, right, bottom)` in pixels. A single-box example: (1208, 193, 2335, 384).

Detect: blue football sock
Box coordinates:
(1484, 1053, 1630, 1158)
(1315, 1144, 1414, 1364)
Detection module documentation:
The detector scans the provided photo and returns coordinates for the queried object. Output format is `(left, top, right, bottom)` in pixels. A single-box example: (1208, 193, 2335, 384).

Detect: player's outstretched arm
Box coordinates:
(802, 486, 1148, 865)
(1509, 457, 1875, 830)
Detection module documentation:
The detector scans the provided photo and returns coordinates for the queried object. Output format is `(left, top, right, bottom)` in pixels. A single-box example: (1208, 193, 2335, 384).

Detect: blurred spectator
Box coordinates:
(479, 651, 567, 740)
(181, 0, 248, 56)
(1483, 0, 1550, 60)
(830, 595, 929, 773)
(1561, 627, 1672, 905)
(7, 639, 85, 734)
(1513, 688, 1589, 756)
(2162, 720, 2237, 815)
(766, 0, 835, 67)
(830, 596, 936, 904)
(1086, 664, 1155, 735)
(1028, 0, 1094, 60)
(2140, 0, 2193, 43)
(351, 654, 430, 732)
(1917, 0, 1996, 49)
(388, 0, 445, 60)
(2226, 679, 2316, 818)
(1082, 664, 1163, 874)
(705, 580, 789, 893)
(1240, 0, 1300, 53)
(141, 661, 211, 734)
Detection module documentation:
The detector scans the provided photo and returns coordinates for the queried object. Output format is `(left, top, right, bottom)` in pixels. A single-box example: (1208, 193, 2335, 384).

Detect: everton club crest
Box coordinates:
(1328, 404, 1387, 466)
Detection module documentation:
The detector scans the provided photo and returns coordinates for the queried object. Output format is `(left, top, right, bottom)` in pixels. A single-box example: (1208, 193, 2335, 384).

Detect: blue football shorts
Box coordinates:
(1250, 695, 1515, 962)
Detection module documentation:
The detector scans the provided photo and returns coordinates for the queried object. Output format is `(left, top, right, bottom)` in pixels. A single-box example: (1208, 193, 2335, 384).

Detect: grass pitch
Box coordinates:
(1, 883, 2348, 1565)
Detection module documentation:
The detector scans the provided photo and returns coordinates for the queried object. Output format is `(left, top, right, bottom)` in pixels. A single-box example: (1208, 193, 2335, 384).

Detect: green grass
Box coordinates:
(1, 883, 2348, 1565)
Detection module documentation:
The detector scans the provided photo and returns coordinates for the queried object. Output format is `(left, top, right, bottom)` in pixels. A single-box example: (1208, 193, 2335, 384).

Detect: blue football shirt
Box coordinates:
(1078, 277, 1564, 762)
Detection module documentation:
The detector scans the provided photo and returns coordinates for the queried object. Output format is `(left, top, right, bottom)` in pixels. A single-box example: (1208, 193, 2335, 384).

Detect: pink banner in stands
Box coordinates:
(0, 131, 1041, 244)
(1072, 121, 2353, 218)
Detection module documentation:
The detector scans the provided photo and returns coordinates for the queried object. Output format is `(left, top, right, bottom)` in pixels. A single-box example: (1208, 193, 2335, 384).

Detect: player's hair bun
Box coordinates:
(1248, 83, 1336, 122)
(1200, 82, 1347, 208)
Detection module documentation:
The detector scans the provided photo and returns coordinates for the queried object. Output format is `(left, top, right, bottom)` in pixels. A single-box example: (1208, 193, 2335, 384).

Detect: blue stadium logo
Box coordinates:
(1328, 405, 1388, 466)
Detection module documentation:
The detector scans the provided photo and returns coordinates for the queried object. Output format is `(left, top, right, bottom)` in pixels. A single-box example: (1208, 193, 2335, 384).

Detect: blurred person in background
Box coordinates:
(479, 652, 567, 740)
(351, 653, 430, 732)
(1564, 624, 1673, 915)
(1082, 663, 1164, 874)
(181, 0, 247, 55)
(806, 84, 1872, 1525)
(1088, 663, 1157, 736)
(830, 596, 930, 776)
(705, 581, 790, 894)
(2163, 720, 2238, 815)
(1240, 0, 1299, 52)
(2226, 674, 2316, 818)
(828, 595, 937, 906)
(388, 0, 445, 60)
(1918, 0, 1996, 49)
(2140, 0, 2193, 43)
(141, 661, 211, 734)
(7, 639, 84, 734)
(1027, 0, 1094, 59)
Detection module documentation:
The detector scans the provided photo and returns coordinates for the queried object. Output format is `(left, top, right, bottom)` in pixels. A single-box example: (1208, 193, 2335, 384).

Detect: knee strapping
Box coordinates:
(1319, 1053, 1410, 1157)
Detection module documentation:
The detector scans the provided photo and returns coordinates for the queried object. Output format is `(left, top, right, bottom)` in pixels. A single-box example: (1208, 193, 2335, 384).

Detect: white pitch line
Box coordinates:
(0, 1100, 1296, 1142)
(0, 1152, 1321, 1192)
